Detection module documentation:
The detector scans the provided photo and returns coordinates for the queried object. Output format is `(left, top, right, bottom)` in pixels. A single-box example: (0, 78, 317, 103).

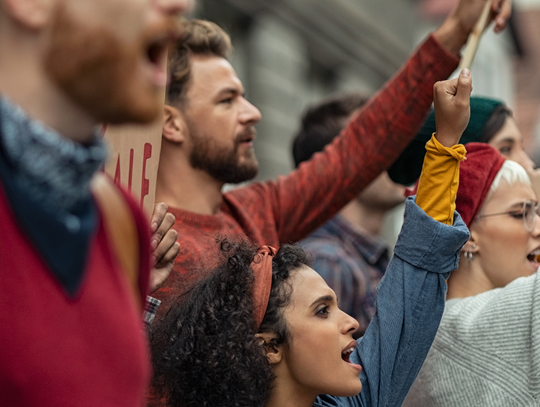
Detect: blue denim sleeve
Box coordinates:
(314, 196, 469, 407)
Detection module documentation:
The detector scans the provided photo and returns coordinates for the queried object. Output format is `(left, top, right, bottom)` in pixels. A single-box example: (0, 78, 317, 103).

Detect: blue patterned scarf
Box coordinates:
(0, 96, 107, 213)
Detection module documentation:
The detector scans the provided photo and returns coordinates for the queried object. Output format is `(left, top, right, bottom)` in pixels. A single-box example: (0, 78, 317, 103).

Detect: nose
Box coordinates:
(154, 0, 194, 17)
(518, 149, 535, 172)
(239, 98, 262, 126)
(532, 211, 540, 237)
(340, 310, 359, 335)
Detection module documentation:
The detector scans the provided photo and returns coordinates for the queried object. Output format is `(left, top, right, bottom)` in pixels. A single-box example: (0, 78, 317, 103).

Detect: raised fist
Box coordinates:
(433, 69, 473, 148)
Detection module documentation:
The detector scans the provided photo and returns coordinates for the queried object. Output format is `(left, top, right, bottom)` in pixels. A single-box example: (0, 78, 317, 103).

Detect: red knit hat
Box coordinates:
(456, 143, 506, 227)
(405, 143, 505, 227)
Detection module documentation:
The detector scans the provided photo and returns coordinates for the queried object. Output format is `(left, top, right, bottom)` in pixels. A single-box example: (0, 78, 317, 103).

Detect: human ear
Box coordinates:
(2, 0, 55, 30)
(162, 105, 187, 144)
(462, 234, 479, 254)
(255, 332, 282, 365)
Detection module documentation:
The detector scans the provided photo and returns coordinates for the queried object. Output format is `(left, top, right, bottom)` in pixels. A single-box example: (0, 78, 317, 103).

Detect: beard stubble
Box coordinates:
(189, 126, 259, 184)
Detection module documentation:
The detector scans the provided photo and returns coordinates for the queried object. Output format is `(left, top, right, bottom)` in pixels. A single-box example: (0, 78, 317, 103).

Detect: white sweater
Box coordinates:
(403, 272, 540, 406)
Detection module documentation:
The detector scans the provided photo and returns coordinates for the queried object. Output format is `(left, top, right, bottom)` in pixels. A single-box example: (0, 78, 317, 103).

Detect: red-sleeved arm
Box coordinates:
(230, 34, 459, 244)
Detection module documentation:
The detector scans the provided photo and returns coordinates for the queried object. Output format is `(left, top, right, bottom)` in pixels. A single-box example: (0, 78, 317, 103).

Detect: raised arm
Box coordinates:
(315, 71, 472, 407)
(239, 0, 510, 244)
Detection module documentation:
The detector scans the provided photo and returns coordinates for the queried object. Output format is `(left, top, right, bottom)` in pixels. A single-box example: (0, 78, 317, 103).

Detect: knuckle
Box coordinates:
(156, 202, 168, 211)
(455, 99, 468, 108)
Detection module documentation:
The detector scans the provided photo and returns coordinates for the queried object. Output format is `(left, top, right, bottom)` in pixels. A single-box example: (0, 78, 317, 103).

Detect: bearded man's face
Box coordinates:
(180, 55, 262, 184)
(187, 118, 259, 184)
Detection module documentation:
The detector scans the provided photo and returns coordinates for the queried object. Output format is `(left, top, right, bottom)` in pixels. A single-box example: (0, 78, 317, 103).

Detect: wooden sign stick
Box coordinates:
(459, 0, 495, 70)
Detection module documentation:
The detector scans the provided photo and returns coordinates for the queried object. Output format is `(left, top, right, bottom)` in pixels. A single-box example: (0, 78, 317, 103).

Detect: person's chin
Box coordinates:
(332, 381, 362, 398)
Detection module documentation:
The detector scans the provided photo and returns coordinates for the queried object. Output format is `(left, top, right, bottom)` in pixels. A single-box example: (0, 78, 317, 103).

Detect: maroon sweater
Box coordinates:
(154, 34, 460, 317)
(0, 183, 152, 407)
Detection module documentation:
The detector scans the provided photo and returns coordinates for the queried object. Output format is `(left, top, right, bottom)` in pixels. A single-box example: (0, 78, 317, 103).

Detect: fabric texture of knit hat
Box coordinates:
(455, 143, 505, 227)
(404, 143, 505, 227)
(388, 96, 504, 186)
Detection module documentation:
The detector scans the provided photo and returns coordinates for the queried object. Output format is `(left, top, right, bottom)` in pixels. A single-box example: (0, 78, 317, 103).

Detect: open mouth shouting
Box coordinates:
(143, 26, 180, 87)
(527, 248, 540, 269)
(342, 340, 362, 372)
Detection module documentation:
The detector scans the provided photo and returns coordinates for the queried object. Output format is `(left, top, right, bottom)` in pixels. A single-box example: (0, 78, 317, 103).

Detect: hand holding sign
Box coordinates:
(149, 202, 180, 292)
(433, 0, 511, 57)
(458, 0, 494, 70)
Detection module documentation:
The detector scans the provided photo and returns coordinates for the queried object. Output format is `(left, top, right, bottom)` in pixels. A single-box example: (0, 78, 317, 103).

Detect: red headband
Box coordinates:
(251, 245, 277, 328)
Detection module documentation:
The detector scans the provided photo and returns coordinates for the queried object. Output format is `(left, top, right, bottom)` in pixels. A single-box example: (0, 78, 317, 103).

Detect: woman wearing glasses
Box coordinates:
(403, 143, 540, 406)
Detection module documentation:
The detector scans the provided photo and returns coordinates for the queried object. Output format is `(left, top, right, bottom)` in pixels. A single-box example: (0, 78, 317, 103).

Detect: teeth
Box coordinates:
(342, 347, 354, 354)
(530, 249, 540, 256)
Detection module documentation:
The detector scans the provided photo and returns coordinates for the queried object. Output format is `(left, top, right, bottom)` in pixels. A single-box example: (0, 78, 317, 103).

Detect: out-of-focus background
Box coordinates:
(193, 0, 540, 244)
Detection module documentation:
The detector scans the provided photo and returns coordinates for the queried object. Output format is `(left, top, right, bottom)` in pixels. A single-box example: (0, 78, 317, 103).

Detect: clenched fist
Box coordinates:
(433, 69, 473, 148)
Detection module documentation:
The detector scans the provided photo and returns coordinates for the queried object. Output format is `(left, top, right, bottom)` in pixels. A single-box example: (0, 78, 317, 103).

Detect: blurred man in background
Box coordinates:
(292, 93, 406, 337)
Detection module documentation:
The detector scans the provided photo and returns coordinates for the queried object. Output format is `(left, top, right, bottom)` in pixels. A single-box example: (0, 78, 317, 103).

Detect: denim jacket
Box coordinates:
(315, 196, 470, 407)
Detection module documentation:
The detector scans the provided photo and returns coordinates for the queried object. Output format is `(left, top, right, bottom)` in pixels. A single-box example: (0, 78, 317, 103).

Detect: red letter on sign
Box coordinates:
(128, 148, 134, 192)
(140, 143, 152, 207)
(114, 155, 121, 185)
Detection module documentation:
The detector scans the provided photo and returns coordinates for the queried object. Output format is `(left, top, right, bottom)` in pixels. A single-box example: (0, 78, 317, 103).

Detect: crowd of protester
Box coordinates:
(6, 0, 540, 406)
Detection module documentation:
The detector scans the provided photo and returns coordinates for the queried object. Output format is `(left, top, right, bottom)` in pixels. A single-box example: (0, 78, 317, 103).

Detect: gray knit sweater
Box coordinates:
(403, 273, 540, 406)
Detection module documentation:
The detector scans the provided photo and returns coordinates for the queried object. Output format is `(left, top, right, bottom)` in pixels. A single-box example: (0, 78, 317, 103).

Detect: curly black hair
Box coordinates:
(150, 240, 310, 407)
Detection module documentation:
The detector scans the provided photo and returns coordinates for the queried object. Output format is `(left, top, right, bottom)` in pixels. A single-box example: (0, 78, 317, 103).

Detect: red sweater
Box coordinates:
(154, 34, 459, 317)
(0, 183, 152, 407)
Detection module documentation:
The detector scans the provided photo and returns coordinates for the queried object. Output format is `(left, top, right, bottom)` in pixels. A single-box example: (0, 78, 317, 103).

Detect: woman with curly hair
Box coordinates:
(149, 72, 472, 407)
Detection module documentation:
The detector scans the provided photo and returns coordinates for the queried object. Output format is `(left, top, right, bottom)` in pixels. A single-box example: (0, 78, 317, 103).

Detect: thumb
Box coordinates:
(456, 68, 472, 104)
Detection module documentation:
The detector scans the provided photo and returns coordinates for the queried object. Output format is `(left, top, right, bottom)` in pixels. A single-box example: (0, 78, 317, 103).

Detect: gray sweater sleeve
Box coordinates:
(403, 271, 540, 406)
(315, 196, 470, 407)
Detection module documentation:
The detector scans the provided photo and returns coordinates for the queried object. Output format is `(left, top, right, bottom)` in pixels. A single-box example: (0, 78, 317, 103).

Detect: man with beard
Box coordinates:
(0, 0, 191, 406)
(154, 1, 511, 318)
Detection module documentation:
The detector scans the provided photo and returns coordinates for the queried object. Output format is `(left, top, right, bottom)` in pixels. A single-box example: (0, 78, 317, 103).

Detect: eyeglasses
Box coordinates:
(477, 199, 540, 232)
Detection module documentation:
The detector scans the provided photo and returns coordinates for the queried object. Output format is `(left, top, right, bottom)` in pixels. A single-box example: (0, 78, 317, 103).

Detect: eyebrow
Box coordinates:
(215, 87, 243, 98)
(309, 294, 335, 308)
(495, 137, 516, 144)
(508, 201, 534, 210)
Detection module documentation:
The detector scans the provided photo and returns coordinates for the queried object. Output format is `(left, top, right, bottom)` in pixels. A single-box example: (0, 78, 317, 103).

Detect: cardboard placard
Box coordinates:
(103, 116, 163, 215)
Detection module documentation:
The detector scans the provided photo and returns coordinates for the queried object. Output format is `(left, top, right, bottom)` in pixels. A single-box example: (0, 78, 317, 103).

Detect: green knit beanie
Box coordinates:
(388, 96, 504, 185)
